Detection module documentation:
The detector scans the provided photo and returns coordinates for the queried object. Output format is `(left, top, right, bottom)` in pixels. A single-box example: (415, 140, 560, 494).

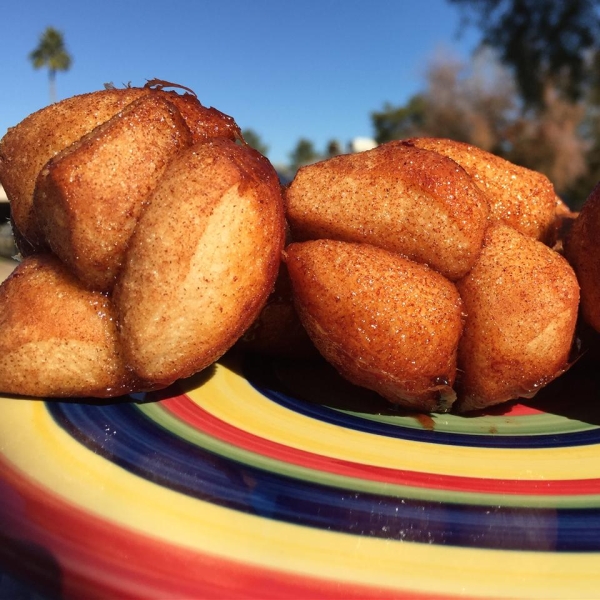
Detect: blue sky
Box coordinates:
(1, 0, 481, 166)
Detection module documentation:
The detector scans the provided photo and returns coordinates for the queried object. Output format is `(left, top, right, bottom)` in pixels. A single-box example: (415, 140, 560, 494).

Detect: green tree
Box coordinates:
(371, 95, 427, 145)
(448, 0, 600, 207)
(449, 0, 600, 109)
(326, 139, 343, 158)
(241, 128, 269, 156)
(29, 27, 72, 103)
(289, 138, 320, 172)
(564, 50, 600, 207)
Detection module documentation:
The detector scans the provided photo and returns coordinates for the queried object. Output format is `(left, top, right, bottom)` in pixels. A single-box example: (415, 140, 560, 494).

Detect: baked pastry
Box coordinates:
(0, 80, 242, 255)
(455, 225, 579, 412)
(35, 93, 194, 291)
(0, 82, 285, 397)
(404, 137, 559, 241)
(282, 139, 580, 412)
(564, 182, 600, 333)
(285, 239, 464, 412)
(284, 141, 490, 281)
(115, 138, 285, 385)
(0, 254, 150, 397)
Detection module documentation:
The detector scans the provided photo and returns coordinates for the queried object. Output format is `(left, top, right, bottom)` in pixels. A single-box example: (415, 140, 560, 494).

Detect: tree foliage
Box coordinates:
(371, 95, 427, 145)
(372, 49, 515, 152)
(241, 129, 269, 156)
(370, 1, 600, 208)
(448, 0, 600, 206)
(29, 27, 72, 103)
(289, 138, 320, 172)
(370, 47, 597, 206)
(449, 0, 600, 109)
(326, 139, 343, 158)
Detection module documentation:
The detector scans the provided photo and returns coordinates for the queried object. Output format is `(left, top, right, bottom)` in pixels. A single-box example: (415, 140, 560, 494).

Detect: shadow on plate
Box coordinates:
(519, 353, 600, 425)
(226, 347, 600, 426)
(226, 349, 425, 417)
(175, 364, 218, 396)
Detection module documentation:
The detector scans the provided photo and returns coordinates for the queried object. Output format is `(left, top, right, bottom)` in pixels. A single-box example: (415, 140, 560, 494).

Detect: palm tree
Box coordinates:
(29, 27, 72, 103)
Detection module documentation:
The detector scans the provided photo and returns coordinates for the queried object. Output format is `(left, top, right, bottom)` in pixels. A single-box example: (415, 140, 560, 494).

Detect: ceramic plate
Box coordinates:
(1, 345, 600, 599)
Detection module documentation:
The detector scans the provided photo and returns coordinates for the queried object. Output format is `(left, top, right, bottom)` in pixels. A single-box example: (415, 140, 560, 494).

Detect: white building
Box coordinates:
(348, 137, 378, 153)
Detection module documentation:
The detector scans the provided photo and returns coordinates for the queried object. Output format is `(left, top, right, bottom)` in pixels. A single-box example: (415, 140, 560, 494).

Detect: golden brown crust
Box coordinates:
(0, 86, 245, 255)
(0, 88, 150, 248)
(284, 141, 490, 281)
(0, 254, 152, 397)
(0, 91, 585, 410)
(114, 139, 285, 385)
(284, 239, 464, 412)
(0, 85, 286, 398)
(405, 137, 558, 241)
(34, 94, 194, 291)
(455, 225, 579, 412)
(164, 92, 243, 144)
(564, 182, 600, 332)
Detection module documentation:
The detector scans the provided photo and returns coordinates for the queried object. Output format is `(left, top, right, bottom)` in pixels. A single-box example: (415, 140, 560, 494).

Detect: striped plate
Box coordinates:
(1, 350, 600, 599)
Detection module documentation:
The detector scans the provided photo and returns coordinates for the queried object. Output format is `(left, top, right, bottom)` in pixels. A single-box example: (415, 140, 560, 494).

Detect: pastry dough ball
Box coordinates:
(0, 88, 150, 249)
(0, 84, 242, 254)
(564, 182, 600, 332)
(285, 239, 464, 412)
(405, 137, 558, 241)
(284, 141, 490, 281)
(35, 94, 194, 291)
(0, 254, 147, 397)
(455, 225, 579, 412)
(0, 84, 283, 398)
(115, 138, 285, 385)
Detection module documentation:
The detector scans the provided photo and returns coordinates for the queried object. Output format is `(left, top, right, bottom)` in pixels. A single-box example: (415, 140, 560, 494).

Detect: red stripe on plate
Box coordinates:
(0, 456, 455, 600)
(162, 394, 600, 497)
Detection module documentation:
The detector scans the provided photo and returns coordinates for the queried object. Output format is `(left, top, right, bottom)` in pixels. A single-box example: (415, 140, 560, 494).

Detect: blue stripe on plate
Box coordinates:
(47, 400, 600, 552)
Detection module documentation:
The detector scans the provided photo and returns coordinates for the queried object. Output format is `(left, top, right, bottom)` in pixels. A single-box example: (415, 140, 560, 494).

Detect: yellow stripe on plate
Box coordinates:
(0, 396, 598, 599)
(188, 360, 600, 482)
